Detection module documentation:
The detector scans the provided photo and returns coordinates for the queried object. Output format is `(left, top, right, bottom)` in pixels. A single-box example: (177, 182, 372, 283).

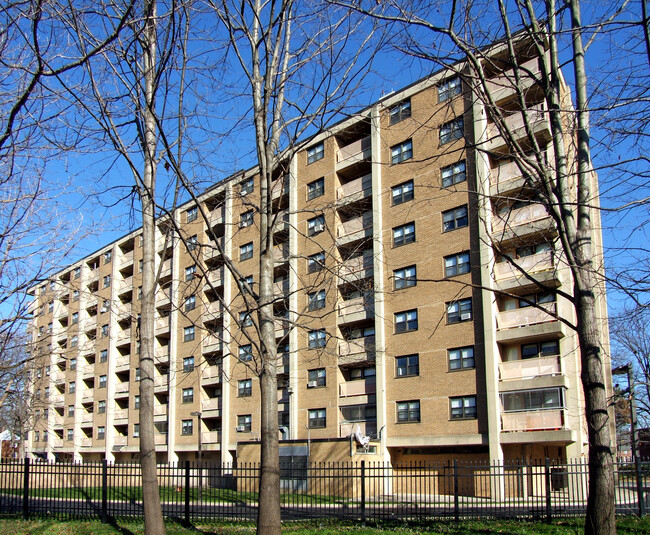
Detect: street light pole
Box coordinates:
(191, 411, 202, 501)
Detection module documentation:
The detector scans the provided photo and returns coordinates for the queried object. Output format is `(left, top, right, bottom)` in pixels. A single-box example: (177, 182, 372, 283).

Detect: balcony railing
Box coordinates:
(210, 206, 225, 225)
(154, 316, 170, 334)
(337, 211, 372, 240)
(203, 238, 225, 261)
(154, 434, 168, 445)
(153, 375, 168, 389)
(114, 408, 128, 421)
(154, 404, 167, 417)
(338, 252, 374, 283)
(115, 355, 130, 370)
(492, 203, 549, 233)
(337, 136, 371, 168)
(202, 366, 221, 383)
(202, 398, 221, 412)
(337, 173, 372, 200)
(485, 58, 541, 102)
(339, 335, 375, 357)
(501, 408, 565, 432)
(494, 250, 553, 280)
(273, 278, 289, 296)
(159, 259, 172, 279)
(79, 437, 92, 448)
(202, 431, 221, 444)
(339, 380, 376, 397)
(339, 420, 377, 439)
(499, 355, 561, 381)
(496, 302, 556, 330)
(205, 267, 224, 288)
(113, 436, 127, 446)
(205, 301, 223, 320)
(272, 244, 289, 263)
(271, 177, 290, 200)
(486, 103, 549, 147)
(203, 334, 222, 354)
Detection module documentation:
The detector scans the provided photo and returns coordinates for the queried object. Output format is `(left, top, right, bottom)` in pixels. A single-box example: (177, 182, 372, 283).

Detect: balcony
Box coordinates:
(119, 249, 134, 268)
(337, 174, 372, 205)
(204, 301, 223, 323)
(499, 355, 561, 381)
(114, 381, 130, 396)
(338, 336, 375, 366)
(484, 103, 551, 152)
(155, 346, 170, 360)
(339, 380, 376, 406)
(501, 409, 565, 432)
(79, 437, 92, 448)
(154, 404, 168, 418)
(202, 365, 221, 384)
(272, 243, 289, 264)
(485, 57, 541, 105)
(154, 316, 170, 336)
(202, 431, 221, 445)
(159, 259, 172, 280)
(271, 177, 289, 200)
(203, 238, 225, 262)
(274, 318, 289, 338)
(201, 398, 221, 416)
(116, 278, 132, 296)
(80, 411, 94, 426)
(209, 205, 225, 226)
(202, 334, 222, 355)
(339, 420, 377, 439)
(491, 203, 553, 243)
(113, 435, 127, 447)
(337, 296, 374, 325)
(273, 278, 289, 297)
(156, 288, 171, 308)
(336, 136, 371, 171)
(153, 374, 168, 391)
(154, 434, 168, 446)
(338, 252, 374, 285)
(115, 355, 130, 371)
(204, 267, 224, 290)
(497, 302, 556, 330)
(116, 328, 132, 346)
(114, 408, 128, 422)
(337, 211, 372, 246)
(495, 250, 553, 282)
(273, 210, 290, 234)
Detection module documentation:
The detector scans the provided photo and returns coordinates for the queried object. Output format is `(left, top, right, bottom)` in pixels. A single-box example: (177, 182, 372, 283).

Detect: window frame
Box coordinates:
(442, 205, 468, 232)
(438, 76, 462, 102)
(181, 419, 194, 436)
(308, 289, 326, 311)
(308, 408, 327, 428)
(391, 139, 413, 164)
(183, 326, 195, 342)
(397, 400, 421, 423)
(99, 375, 107, 388)
(182, 387, 194, 403)
(444, 252, 471, 277)
(392, 180, 414, 205)
(394, 265, 417, 290)
(97, 426, 105, 440)
(308, 368, 326, 387)
(307, 142, 324, 164)
(237, 414, 252, 432)
(307, 177, 325, 200)
(186, 206, 198, 222)
(239, 344, 253, 361)
(395, 309, 418, 333)
(441, 160, 467, 187)
(308, 252, 325, 273)
(185, 265, 197, 281)
(238, 379, 253, 397)
(97, 401, 106, 414)
(448, 346, 475, 371)
(393, 222, 416, 247)
(450, 395, 477, 420)
(446, 298, 473, 324)
(389, 99, 412, 124)
(240, 210, 254, 228)
(396, 354, 419, 377)
(240, 242, 254, 261)
(440, 117, 464, 145)
(308, 329, 327, 349)
(184, 295, 196, 312)
(183, 356, 195, 373)
(307, 215, 325, 236)
(240, 177, 254, 196)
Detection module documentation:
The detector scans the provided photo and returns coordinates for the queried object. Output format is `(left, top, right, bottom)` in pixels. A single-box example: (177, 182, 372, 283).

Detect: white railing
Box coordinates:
(485, 58, 541, 97)
(499, 355, 561, 381)
(337, 136, 371, 165)
(339, 380, 376, 397)
(114, 408, 128, 421)
(272, 244, 289, 262)
(492, 203, 549, 232)
(486, 103, 548, 142)
(338, 296, 374, 318)
(337, 211, 372, 239)
(273, 279, 289, 295)
(339, 420, 377, 439)
(339, 336, 375, 356)
(202, 431, 221, 444)
(113, 436, 127, 446)
(494, 250, 553, 280)
(202, 398, 221, 412)
(336, 173, 372, 199)
(202, 366, 221, 382)
(339, 252, 374, 280)
(501, 409, 564, 432)
(496, 301, 556, 330)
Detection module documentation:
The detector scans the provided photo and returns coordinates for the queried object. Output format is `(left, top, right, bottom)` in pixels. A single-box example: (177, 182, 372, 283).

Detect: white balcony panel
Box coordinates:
(497, 302, 556, 330)
(499, 355, 561, 381)
(501, 409, 564, 432)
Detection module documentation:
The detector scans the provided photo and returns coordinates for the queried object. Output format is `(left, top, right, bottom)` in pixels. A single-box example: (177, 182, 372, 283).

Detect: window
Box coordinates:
(447, 298, 472, 324)
(450, 396, 477, 419)
(103, 275, 111, 288)
(69, 381, 76, 394)
(308, 252, 325, 273)
(100, 299, 110, 313)
(442, 205, 468, 232)
(134, 396, 140, 409)
(518, 292, 555, 308)
(397, 400, 420, 422)
(501, 388, 563, 412)
(186, 206, 198, 222)
(241, 275, 254, 294)
(39, 326, 44, 335)
(99, 375, 107, 388)
(67, 429, 73, 441)
(396, 355, 419, 377)
(308, 215, 325, 236)
(350, 367, 375, 380)
(50, 281, 56, 290)
(308, 289, 326, 311)
(521, 340, 560, 360)
(392, 180, 414, 205)
(240, 242, 254, 261)
(240, 177, 254, 195)
(438, 76, 462, 101)
(185, 265, 196, 281)
(393, 223, 415, 247)
(69, 358, 77, 371)
(34, 431, 39, 442)
(308, 329, 326, 349)
(240, 210, 254, 228)
(68, 405, 75, 417)
(98, 400, 106, 414)
(43, 430, 48, 441)
(442, 161, 466, 187)
(100, 324, 108, 337)
(97, 426, 105, 440)
(307, 178, 325, 200)
(48, 301, 54, 313)
(307, 142, 324, 164)
(73, 290, 79, 301)
(239, 312, 253, 327)
(184, 295, 196, 312)
(449, 347, 475, 370)
(139, 259, 143, 272)
(184, 326, 195, 342)
(74, 267, 81, 279)
(182, 388, 194, 403)
(70, 335, 78, 348)
(308, 368, 326, 387)
(72, 312, 78, 324)
(133, 424, 140, 438)
(395, 309, 418, 333)
(100, 349, 108, 363)
(516, 242, 552, 258)
(391, 140, 413, 164)
(239, 344, 253, 361)
(44, 386, 50, 399)
(104, 251, 112, 264)
(237, 414, 252, 432)
(444, 252, 470, 277)
(440, 118, 464, 144)
(135, 368, 141, 381)
(394, 266, 416, 290)
(341, 404, 376, 422)
(238, 379, 252, 397)
(308, 408, 326, 428)
(187, 235, 198, 252)
(183, 356, 195, 373)
(390, 99, 411, 124)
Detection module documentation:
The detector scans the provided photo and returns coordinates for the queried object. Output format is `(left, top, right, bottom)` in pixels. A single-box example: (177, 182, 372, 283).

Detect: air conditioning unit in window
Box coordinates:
(307, 381, 318, 388)
(460, 312, 471, 321)
(236, 426, 246, 432)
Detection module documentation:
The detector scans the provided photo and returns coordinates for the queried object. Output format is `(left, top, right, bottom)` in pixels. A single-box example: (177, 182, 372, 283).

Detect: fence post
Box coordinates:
(635, 455, 646, 516)
(101, 460, 108, 523)
(544, 458, 551, 523)
(360, 460, 366, 525)
(184, 461, 191, 525)
(22, 458, 30, 520)
(453, 460, 459, 525)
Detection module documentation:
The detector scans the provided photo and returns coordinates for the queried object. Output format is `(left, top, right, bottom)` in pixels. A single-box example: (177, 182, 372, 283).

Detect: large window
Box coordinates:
(449, 347, 475, 370)
(308, 289, 326, 311)
(393, 223, 415, 246)
(396, 354, 419, 377)
(308, 368, 326, 387)
(307, 142, 324, 164)
(394, 265, 416, 290)
(390, 99, 411, 124)
(238, 379, 252, 397)
(450, 396, 477, 419)
(239, 344, 253, 361)
(397, 400, 420, 422)
(392, 180, 414, 205)
(240, 242, 254, 261)
(395, 309, 418, 333)
(240, 210, 254, 228)
(441, 161, 467, 187)
(184, 326, 195, 342)
(391, 140, 413, 164)
(501, 388, 563, 412)
(308, 408, 327, 428)
(308, 252, 325, 272)
(444, 252, 470, 277)
(307, 178, 325, 200)
(182, 388, 194, 403)
(440, 118, 464, 144)
(438, 76, 462, 102)
(442, 205, 468, 232)
(237, 414, 252, 432)
(341, 404, 376, 422)
(521, 340, 560, 359)
(308, 329, 326, 349)
(308, 215, 325, 236)
(447, 298, 472, 324)
(181, 419, 193, 436)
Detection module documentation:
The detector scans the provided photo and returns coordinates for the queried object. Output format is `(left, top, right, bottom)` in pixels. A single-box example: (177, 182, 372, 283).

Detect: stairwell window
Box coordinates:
(392, 180, 414, 205)
(390, 99, 411, 124)
(240, 177, 254, 195)
(438, 76, 461, 102)
(308, 252, 325, 273)
(308, 289, 326, 311)
(307, 142, 324, 164)
(395, 309, 418, 333)
(239, 344, 253, 362)
(184, 326, 195, 342)
(185, 295, 196, 312)
(440, 118, 464, 145)
(441, 161, 466, 187)
(183, 356, 195, 372)
(442, 206, 468, 232)
(447, 298, 472, 324)
(181, 419, 193, 436)
(391, 140, 413, 164)
(182, 388, 194, 403)
(240, 210, 254, 228)
(186, 206, 198, 222)
(308, 329, 327, 349)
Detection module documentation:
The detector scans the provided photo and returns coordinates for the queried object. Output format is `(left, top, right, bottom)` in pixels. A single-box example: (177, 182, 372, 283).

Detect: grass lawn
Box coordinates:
(0, 517, 647, 534)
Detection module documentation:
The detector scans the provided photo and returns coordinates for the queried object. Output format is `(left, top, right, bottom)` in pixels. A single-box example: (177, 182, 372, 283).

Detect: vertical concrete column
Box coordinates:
(105, 244, 119, 462)
(168, 210, 181, 464)
(288, 157, 299, 440)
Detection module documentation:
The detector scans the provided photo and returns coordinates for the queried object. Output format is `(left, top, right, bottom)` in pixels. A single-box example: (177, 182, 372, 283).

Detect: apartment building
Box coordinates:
(25, 38, 609, 468)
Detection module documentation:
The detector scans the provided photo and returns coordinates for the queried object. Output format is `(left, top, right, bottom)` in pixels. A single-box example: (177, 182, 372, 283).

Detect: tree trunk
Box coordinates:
(139, 0, 166, 533)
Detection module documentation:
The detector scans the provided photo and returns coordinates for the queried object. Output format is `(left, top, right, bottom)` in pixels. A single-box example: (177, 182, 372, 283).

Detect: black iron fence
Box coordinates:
(0, 458, 647, 523)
